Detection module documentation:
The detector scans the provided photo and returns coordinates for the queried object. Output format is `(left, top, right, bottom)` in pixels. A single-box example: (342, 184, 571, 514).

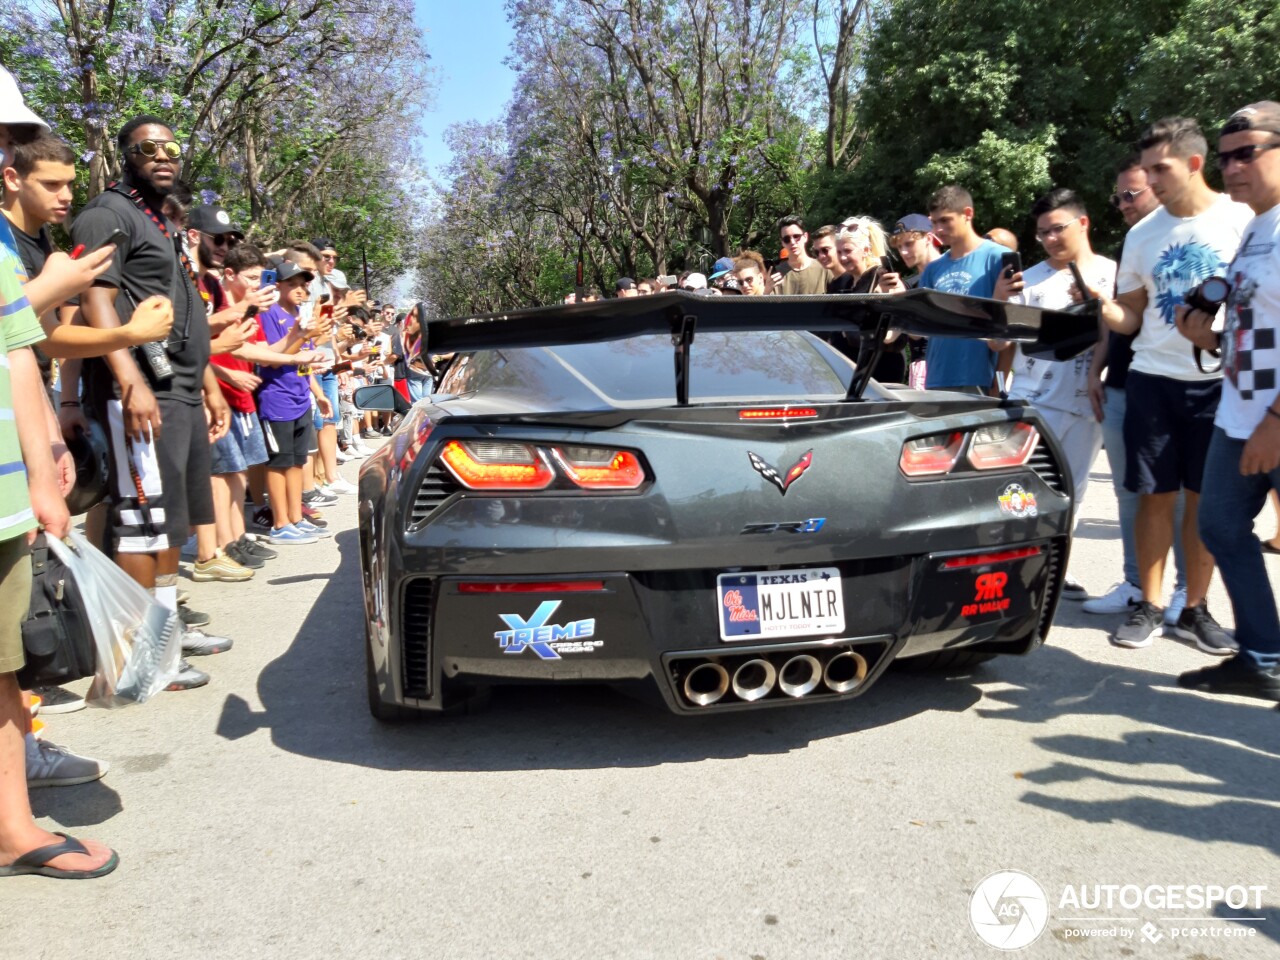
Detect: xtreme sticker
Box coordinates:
(998, 482, 1038, 518)
(495, 601, 601, 660)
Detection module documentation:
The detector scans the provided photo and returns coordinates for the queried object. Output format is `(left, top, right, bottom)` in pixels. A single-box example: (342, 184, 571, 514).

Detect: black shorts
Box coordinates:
(261, 413, 313, 469)
(101, 397, 215, 554)
(1123, 370, 1221, 495)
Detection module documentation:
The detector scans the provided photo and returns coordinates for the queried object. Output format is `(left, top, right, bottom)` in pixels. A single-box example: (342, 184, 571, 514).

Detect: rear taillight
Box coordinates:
(899, 431, 965, 476)
(440, 440, 554, 490)
(967, 422, 1038, 470)
(552, 446, 645, 489)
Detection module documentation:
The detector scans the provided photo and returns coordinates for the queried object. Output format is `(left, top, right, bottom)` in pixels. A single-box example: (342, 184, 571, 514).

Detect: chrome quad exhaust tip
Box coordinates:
(683, 662, 731, 706)
(731, 658, 778, 702)
(778, 654, 823, 698)
(822, 650, 869, 694)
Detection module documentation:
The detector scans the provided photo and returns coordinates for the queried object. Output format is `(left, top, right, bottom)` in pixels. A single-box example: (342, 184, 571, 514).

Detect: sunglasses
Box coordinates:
(1035, 217, 1081, 243)
(128, 139, 182, 161)
(781, 233, 805, 243)
(1215, 142, 1280, 168)
(322, 252, 338, 261)
(1109, 186, 1150, 208)
(204, 233, 241, 248)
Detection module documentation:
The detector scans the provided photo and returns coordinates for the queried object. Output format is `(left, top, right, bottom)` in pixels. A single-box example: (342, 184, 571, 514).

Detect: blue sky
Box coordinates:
(414, 0, 517, 176)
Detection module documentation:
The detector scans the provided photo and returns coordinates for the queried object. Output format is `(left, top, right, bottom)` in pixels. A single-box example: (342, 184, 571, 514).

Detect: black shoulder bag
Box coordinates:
(16, 535, 96, 689)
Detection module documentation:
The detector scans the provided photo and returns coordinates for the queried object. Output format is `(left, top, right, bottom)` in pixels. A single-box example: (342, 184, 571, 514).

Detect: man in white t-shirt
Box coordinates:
(1084, 116, 1253, 653)
(996, 190, 1112, 597)
(1176, 101, 1280, 702)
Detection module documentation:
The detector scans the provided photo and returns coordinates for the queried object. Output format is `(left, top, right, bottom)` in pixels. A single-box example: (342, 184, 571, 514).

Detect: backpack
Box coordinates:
(16, 534, 97, 689)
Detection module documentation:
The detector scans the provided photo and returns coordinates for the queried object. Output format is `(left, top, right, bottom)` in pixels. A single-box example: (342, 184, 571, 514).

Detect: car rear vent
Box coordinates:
(409, 462, 458, 527)
(1038, 538, 1065, 643)
(1028, 440, 1067, 497)
(401, 578, 435, 699)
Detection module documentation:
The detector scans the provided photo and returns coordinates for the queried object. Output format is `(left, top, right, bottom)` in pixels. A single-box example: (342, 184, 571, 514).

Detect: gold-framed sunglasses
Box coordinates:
(127, 139, 183, 161)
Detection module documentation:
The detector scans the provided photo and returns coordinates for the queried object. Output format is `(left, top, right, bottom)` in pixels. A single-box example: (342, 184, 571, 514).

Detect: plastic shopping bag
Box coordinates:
(45, 530, 181, 706)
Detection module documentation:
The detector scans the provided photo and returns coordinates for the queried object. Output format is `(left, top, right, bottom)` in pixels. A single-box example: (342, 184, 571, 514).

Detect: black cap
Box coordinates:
(615, 277, 636, 291)
(268, 256, 314, 284)
(188, 204, 243, 237)
(311, 236, 336, 252)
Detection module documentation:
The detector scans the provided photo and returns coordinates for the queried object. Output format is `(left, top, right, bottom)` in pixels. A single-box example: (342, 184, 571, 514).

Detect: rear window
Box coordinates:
(546, 331, 852, 404)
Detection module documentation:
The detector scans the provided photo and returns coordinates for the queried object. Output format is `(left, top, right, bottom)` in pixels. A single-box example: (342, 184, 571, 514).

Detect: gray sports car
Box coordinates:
(355, 290, 1097, 719)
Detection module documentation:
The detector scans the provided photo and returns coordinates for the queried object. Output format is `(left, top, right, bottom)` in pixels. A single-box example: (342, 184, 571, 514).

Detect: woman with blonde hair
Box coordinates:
(829, 216, 909, 383)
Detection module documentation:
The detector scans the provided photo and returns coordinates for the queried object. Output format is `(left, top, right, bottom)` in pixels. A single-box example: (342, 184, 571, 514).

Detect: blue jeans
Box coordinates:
(1199, 427, 1280, 655)
(1102, 385, 1186, 590)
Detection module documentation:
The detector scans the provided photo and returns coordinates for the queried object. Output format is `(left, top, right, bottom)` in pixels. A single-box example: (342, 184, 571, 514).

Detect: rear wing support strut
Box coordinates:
(847, 313, 894, 400)
(670, 308, 696, 407)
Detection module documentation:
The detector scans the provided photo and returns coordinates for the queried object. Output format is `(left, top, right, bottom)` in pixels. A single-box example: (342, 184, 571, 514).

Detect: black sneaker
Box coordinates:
(32, 685, 86, 714)
(1110, 601, 1163, 649)
(1172, 603, 1238, 656)
(1178, 654, 1280, 701)
(379, 425, 394, 437)
(238, 535, 278, 560)
(302, 488, 338, 507)
(1060, 575, 1088, 600)
(249, 505, 273, 531)
(179, 605, 211, 628)
(225, 540, 265, 570)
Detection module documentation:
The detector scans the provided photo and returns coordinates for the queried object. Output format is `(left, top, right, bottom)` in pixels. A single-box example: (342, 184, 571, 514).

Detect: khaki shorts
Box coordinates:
(0, 535, 32, 674)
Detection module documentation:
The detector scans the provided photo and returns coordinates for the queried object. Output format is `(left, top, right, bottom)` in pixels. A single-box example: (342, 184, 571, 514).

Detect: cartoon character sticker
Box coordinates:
(998, 482, 1038, 518)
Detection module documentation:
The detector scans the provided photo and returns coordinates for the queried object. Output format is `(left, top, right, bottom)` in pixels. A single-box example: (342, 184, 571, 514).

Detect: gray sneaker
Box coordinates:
(26, 737, 109, 788)
(181, 629, 233, 657)
(166, 659, 211, 691)
(1173, 604, 1238, 656)
(1110, 601, 1163, 649)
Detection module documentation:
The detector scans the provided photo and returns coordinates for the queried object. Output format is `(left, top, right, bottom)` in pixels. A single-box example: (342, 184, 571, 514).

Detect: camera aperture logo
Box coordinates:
(970, 870, 1049, 950)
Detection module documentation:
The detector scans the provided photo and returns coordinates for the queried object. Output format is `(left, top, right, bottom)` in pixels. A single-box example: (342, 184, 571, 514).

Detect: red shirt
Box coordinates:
(202, 273, 262, 414)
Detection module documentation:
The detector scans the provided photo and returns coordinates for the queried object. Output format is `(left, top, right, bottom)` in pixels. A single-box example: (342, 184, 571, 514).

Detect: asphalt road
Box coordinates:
(7, 444, 1279, 960)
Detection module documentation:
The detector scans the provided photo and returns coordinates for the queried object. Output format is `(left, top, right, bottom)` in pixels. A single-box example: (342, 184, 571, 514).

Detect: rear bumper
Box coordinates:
(367, 536, 1066, 714)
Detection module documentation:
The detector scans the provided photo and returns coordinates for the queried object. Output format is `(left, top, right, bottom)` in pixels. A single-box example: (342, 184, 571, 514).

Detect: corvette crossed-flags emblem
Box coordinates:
(747, 450, 813, 496)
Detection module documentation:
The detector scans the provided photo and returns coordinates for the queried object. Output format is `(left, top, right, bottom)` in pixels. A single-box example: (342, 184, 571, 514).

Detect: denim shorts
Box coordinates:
(318, 371, 340, 426)
(210, 411, 269, 475)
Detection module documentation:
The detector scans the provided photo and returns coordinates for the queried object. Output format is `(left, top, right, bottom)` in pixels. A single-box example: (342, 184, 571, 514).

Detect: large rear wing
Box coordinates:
(423, 289, 1100, 404)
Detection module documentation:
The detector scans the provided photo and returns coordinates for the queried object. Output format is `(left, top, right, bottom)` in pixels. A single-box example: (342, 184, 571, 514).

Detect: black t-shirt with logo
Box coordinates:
(70, 188, 210, 407)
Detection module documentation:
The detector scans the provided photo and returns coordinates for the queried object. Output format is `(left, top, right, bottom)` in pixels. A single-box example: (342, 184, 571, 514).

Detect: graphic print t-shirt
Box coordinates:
(1009, 257, 1116, 416)
(919, 240, 1006, 389)
(1217, 203, 1280, 440)
(1117, 193, 1253, 381)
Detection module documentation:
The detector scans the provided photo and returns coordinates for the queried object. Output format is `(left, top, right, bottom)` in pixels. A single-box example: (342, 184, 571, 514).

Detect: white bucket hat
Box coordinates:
(0, 66, 49, 131)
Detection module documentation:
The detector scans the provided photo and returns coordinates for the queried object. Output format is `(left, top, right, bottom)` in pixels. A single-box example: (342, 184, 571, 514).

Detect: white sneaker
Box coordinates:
(335, 449, 351, 463)
(326, 477, 356, 495)
(351, 442, 374, 457)
(1164, 587, 1188, 626)
(1083, 580, 1143, 615)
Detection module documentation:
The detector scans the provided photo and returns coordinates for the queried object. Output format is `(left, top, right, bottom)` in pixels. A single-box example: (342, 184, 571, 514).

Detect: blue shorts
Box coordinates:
(318, 371, 340, 426)
(210, 411, 269, 475)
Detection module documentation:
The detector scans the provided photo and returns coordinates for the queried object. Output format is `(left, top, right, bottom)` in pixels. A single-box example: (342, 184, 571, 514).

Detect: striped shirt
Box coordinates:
(0, 218, 46, 542)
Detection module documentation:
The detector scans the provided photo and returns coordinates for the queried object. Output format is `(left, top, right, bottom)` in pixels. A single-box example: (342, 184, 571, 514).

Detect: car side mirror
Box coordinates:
(353, 384, 399, 412)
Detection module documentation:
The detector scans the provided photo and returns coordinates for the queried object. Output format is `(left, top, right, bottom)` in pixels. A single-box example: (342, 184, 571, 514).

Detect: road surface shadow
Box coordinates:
(219, 529, 987, 770)
(29, 779, 123, 828)
(978, 643, 1280, 865)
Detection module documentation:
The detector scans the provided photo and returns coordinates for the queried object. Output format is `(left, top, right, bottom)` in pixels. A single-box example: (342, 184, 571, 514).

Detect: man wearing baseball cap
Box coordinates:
(1177, 101, 1280, 702)
(882, 214, 941, 290)
(614, 277, 638, 297)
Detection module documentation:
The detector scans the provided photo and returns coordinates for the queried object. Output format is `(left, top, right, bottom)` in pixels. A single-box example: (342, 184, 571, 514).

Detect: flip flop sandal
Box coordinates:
(0, 832, 119, 879)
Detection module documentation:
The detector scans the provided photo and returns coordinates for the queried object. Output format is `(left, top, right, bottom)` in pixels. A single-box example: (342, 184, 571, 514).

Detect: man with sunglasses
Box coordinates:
(774, 215, 830, 295)
(1080, 116, 1252, 654)
(71, 115, 235, 689)
(1175, 101, 1280, 703)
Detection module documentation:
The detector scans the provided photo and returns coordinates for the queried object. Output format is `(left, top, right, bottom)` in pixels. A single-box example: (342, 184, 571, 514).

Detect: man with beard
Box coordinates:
(71, 115, 234, 691)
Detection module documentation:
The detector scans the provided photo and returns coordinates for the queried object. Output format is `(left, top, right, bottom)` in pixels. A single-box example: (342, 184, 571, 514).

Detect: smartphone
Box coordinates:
(71, 227, 127, 259)
(319, 293, 331, 304)
(658, 274, 677, 287)
(1067, 260, 1090, 299)
(1001, 251, 1023, 279)
(318, 304, 334, 321)
(879, 255, 894, 274)
(260, 269, 277, 288)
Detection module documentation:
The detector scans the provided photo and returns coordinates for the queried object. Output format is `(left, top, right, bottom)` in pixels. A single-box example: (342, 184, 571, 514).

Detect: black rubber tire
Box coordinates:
(365, 635, 423, 723)
(896, 650, 998, 672)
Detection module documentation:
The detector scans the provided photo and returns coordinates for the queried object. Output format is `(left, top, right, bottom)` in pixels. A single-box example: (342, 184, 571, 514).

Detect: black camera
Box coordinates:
(1184, 277, 1231, 314)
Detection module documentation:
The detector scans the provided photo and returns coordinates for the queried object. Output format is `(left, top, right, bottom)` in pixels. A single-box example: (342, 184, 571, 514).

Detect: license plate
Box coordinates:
(717, 567, 845, 641)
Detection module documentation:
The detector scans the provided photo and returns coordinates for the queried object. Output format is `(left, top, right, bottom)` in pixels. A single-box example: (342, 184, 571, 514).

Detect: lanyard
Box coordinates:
(107, 181, 205, 298)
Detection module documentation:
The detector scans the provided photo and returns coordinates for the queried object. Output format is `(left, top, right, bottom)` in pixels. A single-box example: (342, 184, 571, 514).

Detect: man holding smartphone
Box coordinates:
(72, 115, 235, 690)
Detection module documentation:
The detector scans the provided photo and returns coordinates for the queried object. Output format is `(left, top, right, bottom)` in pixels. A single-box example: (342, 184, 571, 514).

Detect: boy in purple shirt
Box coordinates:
(254, 259, 333, 544)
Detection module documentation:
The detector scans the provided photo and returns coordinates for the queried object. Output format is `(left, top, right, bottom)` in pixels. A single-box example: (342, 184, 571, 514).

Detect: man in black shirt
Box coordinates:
(72, 115, 233, 688)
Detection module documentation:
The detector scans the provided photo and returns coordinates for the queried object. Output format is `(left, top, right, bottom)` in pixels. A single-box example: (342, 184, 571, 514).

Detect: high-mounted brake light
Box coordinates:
(967, 422, 1039, 470)
(941, 546, 1042, 569)
(552, 446, 645, 489)
(440, 440, 554, 490)
(738, 407, 819, 420)
(899, 431, 965, 477)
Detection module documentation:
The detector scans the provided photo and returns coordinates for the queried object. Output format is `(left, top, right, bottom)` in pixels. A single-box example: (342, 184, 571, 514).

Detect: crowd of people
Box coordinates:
(1, 55, 1277, 882)
(0, 69, 439, 879)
